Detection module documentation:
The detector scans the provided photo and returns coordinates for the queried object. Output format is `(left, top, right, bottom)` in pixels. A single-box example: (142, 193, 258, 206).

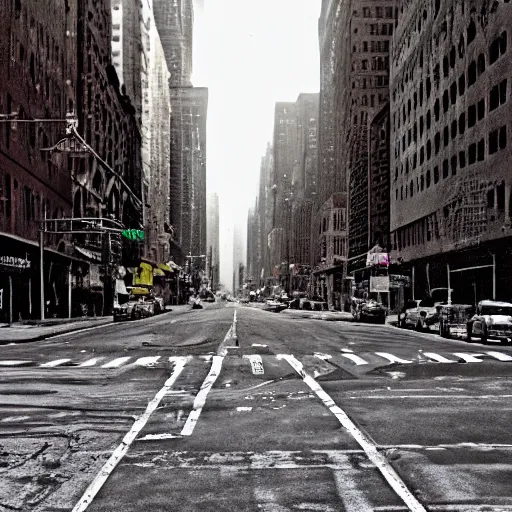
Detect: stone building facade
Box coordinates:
(390, 0, 512, 302)
(347, 1, 396, 265)
(154, 0, 208, 263)
(111, 0, 172, 264)
(291, 93, 319, 268)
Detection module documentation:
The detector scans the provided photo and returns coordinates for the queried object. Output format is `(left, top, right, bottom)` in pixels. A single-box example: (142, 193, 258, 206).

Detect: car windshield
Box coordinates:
(481, 306, 512, 316)
(419, 298, 435, 307)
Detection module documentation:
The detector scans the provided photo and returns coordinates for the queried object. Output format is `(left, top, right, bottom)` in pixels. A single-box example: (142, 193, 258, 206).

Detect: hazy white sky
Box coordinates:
(192, 0, 321, 290)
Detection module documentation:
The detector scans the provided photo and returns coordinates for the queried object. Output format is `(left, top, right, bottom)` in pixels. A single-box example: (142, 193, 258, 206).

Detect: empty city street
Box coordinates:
(1, 302, 512, 511)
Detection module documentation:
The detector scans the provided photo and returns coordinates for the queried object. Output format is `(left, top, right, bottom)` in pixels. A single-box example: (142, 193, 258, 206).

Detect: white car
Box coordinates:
(467, 300, 512, 344)
(401, 298, 444, 330)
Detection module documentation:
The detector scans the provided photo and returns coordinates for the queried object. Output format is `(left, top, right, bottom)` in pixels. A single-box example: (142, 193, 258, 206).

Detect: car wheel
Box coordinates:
(133, 310, 142, 321)
(415, 320, 423, 332)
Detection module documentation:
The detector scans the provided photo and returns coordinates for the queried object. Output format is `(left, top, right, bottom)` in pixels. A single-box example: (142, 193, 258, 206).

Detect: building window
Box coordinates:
(451, 156, 457, 175)
(443, 159, 449, 178)
(477, 98, 485, 120)
(459, 150, 466, 168)
(459, 113, 466, 134)
(468, 142, 476, 164)
(468, 104, 476, 127)
(467, 20, 476, 44)
(477, 138, 485, 160)
(500, 125, 507, 150)
(426, 169, 431, 187)
(489, 128, 499, 154)
(468, 61, 477, 86)
(443, 90, 449, 112)
(434, 132, 440, 153)
(426, 110, 431, 130)
(427, 140, 432, 159)
(477, 53, 486, 75)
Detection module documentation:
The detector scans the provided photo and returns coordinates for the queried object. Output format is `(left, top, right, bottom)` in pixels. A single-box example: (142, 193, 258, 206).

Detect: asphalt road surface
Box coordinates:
(2, 301, 512, 512)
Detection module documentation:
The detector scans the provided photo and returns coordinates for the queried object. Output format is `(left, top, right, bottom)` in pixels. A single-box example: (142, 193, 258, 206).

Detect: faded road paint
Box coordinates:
(375, 352, 413, 364)
(244, 354, 265, 374)
(340, 353, 369, 365)
(278, 354, 427, 512)
(71, 356, 190, 512)
(181, 355, 225, 436)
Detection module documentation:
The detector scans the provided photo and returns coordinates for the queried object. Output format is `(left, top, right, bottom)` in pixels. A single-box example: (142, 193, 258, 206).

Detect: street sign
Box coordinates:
(370, 276, 390, 293)
(121, 229, 145, 242)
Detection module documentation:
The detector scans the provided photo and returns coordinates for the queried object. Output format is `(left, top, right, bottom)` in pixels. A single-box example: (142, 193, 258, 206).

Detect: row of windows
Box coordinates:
(357, 57, 389, 72)
(394, 35, 507, 134)
(355, 40, 390, 53)
(352, 75, 389, 89)
(395, 79, 508, 159)
(395, 125, 508, 202)
(361, 6, 395, 19)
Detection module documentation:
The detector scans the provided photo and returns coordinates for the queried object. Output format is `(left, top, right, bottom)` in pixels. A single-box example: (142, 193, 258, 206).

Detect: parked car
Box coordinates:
(401, 297, 444, 331)
(350, 297, 387, 324)
(113, 299, 153, 322)
(264, 299, 288, 313)
(299, 298, 312, 310)
(438, 304, 474, 338)
(467, 300, 512, 344)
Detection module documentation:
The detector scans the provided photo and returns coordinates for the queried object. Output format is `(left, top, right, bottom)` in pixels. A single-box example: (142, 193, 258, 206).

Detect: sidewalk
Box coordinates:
(0, 304, 194, 345)
(0, 316, 114, 344)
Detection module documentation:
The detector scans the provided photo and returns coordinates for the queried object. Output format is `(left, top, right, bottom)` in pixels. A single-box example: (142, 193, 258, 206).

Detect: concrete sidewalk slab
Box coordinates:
(0, 317, 114, 344)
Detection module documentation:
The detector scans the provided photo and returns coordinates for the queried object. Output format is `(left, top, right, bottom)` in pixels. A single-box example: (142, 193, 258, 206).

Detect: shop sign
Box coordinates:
(370, 276, 390, 293)
(0, 255, 31, 270)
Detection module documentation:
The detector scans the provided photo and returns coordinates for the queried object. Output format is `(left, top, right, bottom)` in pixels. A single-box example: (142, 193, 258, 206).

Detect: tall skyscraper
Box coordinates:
(153, 0, 208, 263)
(206, 192, 220, 290)
(233, 223, 246, 295)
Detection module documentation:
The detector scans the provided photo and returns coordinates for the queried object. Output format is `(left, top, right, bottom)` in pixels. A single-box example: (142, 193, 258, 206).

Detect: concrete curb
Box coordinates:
(0, 306, 187, 345)
(0, 318, 114, 345)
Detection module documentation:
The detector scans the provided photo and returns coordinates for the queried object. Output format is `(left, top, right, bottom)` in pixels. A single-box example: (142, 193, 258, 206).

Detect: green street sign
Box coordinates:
(122, 229, 145, 242)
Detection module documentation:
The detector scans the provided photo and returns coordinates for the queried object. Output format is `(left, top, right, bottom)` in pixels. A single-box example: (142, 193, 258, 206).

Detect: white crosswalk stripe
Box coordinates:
(423, 352, 456, 363)
(486, 351, 512, 361)
(452, 353, 485, 363)
(374, 352, 413, 364)
(134, 356, 161, 367)
(78, 358, 104, 367)
(2, 349, 512, 371)
(340, 353, 369, 365)
(101, 357, 132, 368)
(40, 359, 71, 367)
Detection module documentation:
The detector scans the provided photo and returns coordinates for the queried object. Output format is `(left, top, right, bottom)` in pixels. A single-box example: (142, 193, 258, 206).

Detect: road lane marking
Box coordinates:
(486, 351, 512, 361)
(340, 353, 369, 365)
(138, 433, 183, 441)
(180, 355, 225, 436)
(0, 360, 33, 366)
(134, 356, 160, 367)
(244, 354, 265, 375)
(423, 353, 456, 363)
(278, 354, 427, 512)
(374, 353, 413, 364)
(40, 359, 71, 367)
(78, 358, 104, 367)
(71, 356, 190, 512)
(314, 352, 332, 360)
(217, 311, 238, 356)
(48, 322, 114, 339)
(452, 353, 485, 363)
(101, 357, 131, 368)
